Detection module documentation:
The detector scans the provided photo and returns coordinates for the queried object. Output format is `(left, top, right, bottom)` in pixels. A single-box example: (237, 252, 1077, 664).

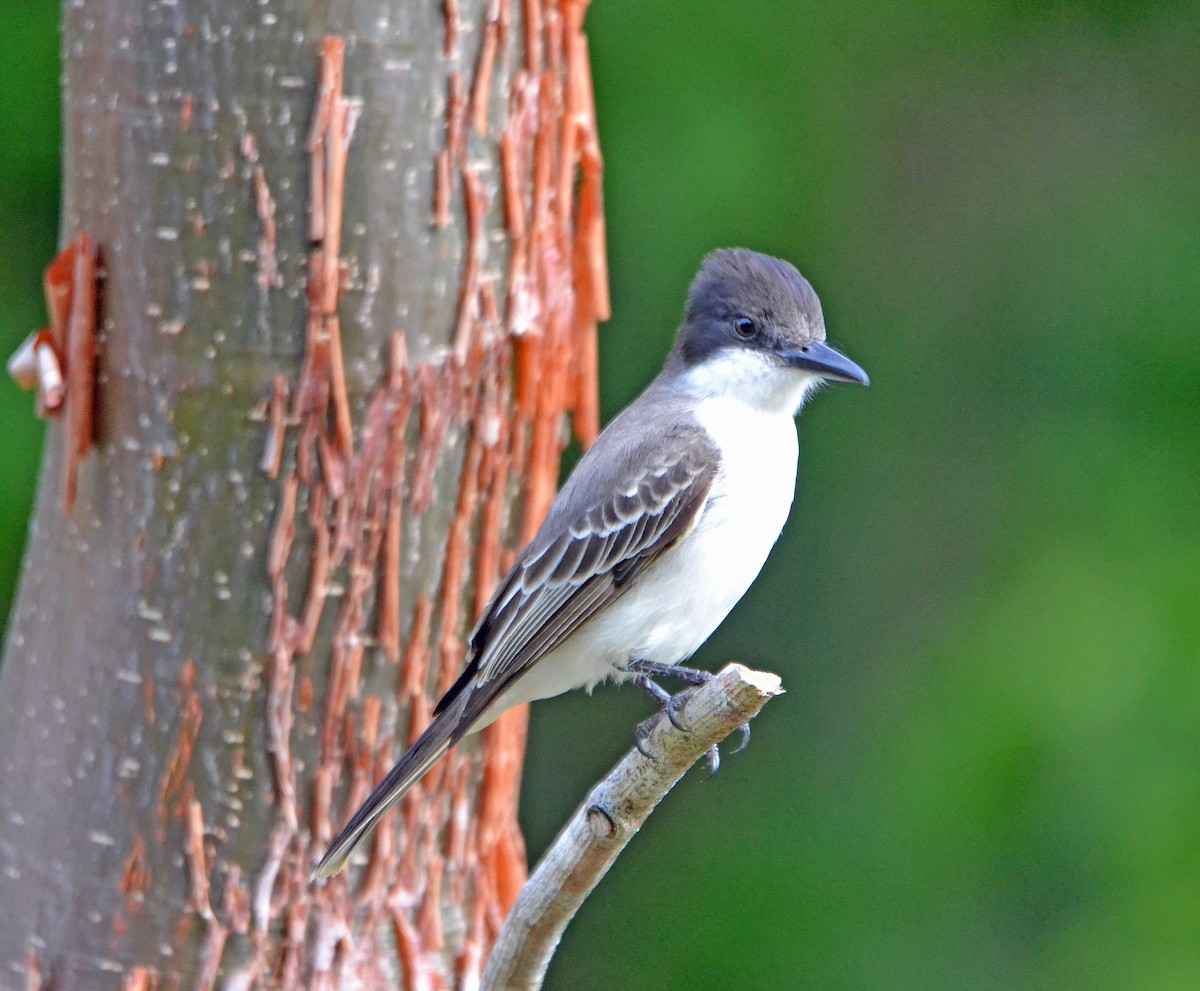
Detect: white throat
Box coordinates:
(679, 347, 821, 416)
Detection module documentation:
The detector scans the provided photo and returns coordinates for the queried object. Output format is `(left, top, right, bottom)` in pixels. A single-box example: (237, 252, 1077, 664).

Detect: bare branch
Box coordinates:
(481, 663, 785, 991)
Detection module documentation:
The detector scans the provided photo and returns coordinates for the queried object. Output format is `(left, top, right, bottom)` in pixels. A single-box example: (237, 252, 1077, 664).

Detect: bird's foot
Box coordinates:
(627, 661, 751, 772)
(632, 676, 695, 752)
(634, 700, 703, 761)
(626, 658, 713, 733)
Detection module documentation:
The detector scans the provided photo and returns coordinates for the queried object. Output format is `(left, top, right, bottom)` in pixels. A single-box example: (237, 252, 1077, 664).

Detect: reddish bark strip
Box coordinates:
(499, 130, 526, 240)
(119, 829, 151, 905)
(24, 948, 41, 991)
(8, 238, 87, 426)
(221, 866, 251, 937)
(378, 334, 412, 664)
(325, 316, 354, 461)
(119, 967, 152, 991)
(297, 504, 330, 654)
(435, 401, 484, 698)
(306, 38, 344, 244)
(435, 72, 469, 229)
(242, 133, 282, 290)
(43, 241, 77, 345)
(321, 101, 349, 318)
(156, 684, 203, 835)
(20, 234, 103, 514)
(62, 234, 98, 513)
(140, 676, 156, 727)
(523, 0, 544, 73)
(379, 490, 404, 661)
(454, 165, 488, 358)
(444, 0, 460, 58)
(409, 364, 454, 515)
(311, 765, 333, 855)
(575, 34, 609, 322)
(390, 908, 424, 991)
(447, 72, 467, 165)
(185, 799, 213, 919)
(260, 374, 289, 479)
(471, 19, 499, 137)
(267, 475, 298, 582)
(402, 593, 435, 714)
(193, 918, 228, 991)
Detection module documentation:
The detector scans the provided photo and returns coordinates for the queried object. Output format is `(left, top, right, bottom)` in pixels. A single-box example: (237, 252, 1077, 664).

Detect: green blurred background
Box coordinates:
(2, 2, 1198, 988)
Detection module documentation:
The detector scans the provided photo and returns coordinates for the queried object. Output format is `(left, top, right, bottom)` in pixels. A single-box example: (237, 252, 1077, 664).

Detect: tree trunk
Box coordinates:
(0, 1, 606, 988)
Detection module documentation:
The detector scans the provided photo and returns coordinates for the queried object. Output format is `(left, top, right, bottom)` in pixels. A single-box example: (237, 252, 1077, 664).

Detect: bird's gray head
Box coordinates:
(667, 248, 868, 414)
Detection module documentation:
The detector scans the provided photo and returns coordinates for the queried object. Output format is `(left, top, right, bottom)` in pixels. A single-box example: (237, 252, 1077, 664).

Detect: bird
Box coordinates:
(312, 248, 868, 880)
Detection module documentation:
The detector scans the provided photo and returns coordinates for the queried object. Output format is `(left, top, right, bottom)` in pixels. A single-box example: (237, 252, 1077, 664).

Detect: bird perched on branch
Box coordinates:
(313, 248, 868, 879)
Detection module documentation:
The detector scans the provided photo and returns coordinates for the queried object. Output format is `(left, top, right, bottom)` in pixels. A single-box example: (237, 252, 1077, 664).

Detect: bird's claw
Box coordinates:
(664, 687, 695, 731)
(634, 715, 658, 759)
(627, 662, 749, 773)
(704, 743, 720, 777)
(632, 692, 689, 759)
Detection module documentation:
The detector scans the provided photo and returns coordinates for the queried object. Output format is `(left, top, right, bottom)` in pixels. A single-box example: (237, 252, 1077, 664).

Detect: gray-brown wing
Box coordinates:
(434, 426, 718, 721)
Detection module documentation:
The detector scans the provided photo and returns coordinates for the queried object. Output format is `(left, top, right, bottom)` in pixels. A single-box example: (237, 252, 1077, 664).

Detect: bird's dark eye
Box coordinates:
(734, 316, 756, 339)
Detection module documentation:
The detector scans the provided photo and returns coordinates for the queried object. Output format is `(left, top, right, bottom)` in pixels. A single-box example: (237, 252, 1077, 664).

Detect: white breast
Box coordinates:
(641, 393, 800, 657)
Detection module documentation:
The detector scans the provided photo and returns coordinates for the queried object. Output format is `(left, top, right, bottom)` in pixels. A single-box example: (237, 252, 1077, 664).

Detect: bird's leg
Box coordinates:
(624, 658, 713, 686)
(626, 659, 752, 767)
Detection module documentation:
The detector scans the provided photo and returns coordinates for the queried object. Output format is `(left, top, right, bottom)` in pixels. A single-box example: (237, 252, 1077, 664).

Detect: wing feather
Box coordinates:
(433, 422, 719, 718)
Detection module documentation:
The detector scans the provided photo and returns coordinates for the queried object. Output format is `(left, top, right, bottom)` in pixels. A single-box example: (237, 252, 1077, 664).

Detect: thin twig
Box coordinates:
(481, 663, 784, 991)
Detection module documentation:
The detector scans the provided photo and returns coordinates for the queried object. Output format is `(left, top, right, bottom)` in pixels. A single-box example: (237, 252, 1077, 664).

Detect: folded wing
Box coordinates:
(436, 424, 719, 731)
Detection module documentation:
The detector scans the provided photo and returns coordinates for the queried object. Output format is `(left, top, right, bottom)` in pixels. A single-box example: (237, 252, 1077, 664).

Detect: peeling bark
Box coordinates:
(0, 1, 606, 988)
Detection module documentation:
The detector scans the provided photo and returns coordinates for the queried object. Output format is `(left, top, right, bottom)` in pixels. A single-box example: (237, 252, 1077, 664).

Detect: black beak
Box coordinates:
(780, 341, 869, 386)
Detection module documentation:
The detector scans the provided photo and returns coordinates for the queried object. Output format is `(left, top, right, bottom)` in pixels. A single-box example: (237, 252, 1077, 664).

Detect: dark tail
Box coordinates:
(311, 692, 468, 880)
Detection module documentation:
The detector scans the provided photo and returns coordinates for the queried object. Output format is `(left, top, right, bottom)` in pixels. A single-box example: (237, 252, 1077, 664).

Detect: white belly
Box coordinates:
(493, 396, 799, 713)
